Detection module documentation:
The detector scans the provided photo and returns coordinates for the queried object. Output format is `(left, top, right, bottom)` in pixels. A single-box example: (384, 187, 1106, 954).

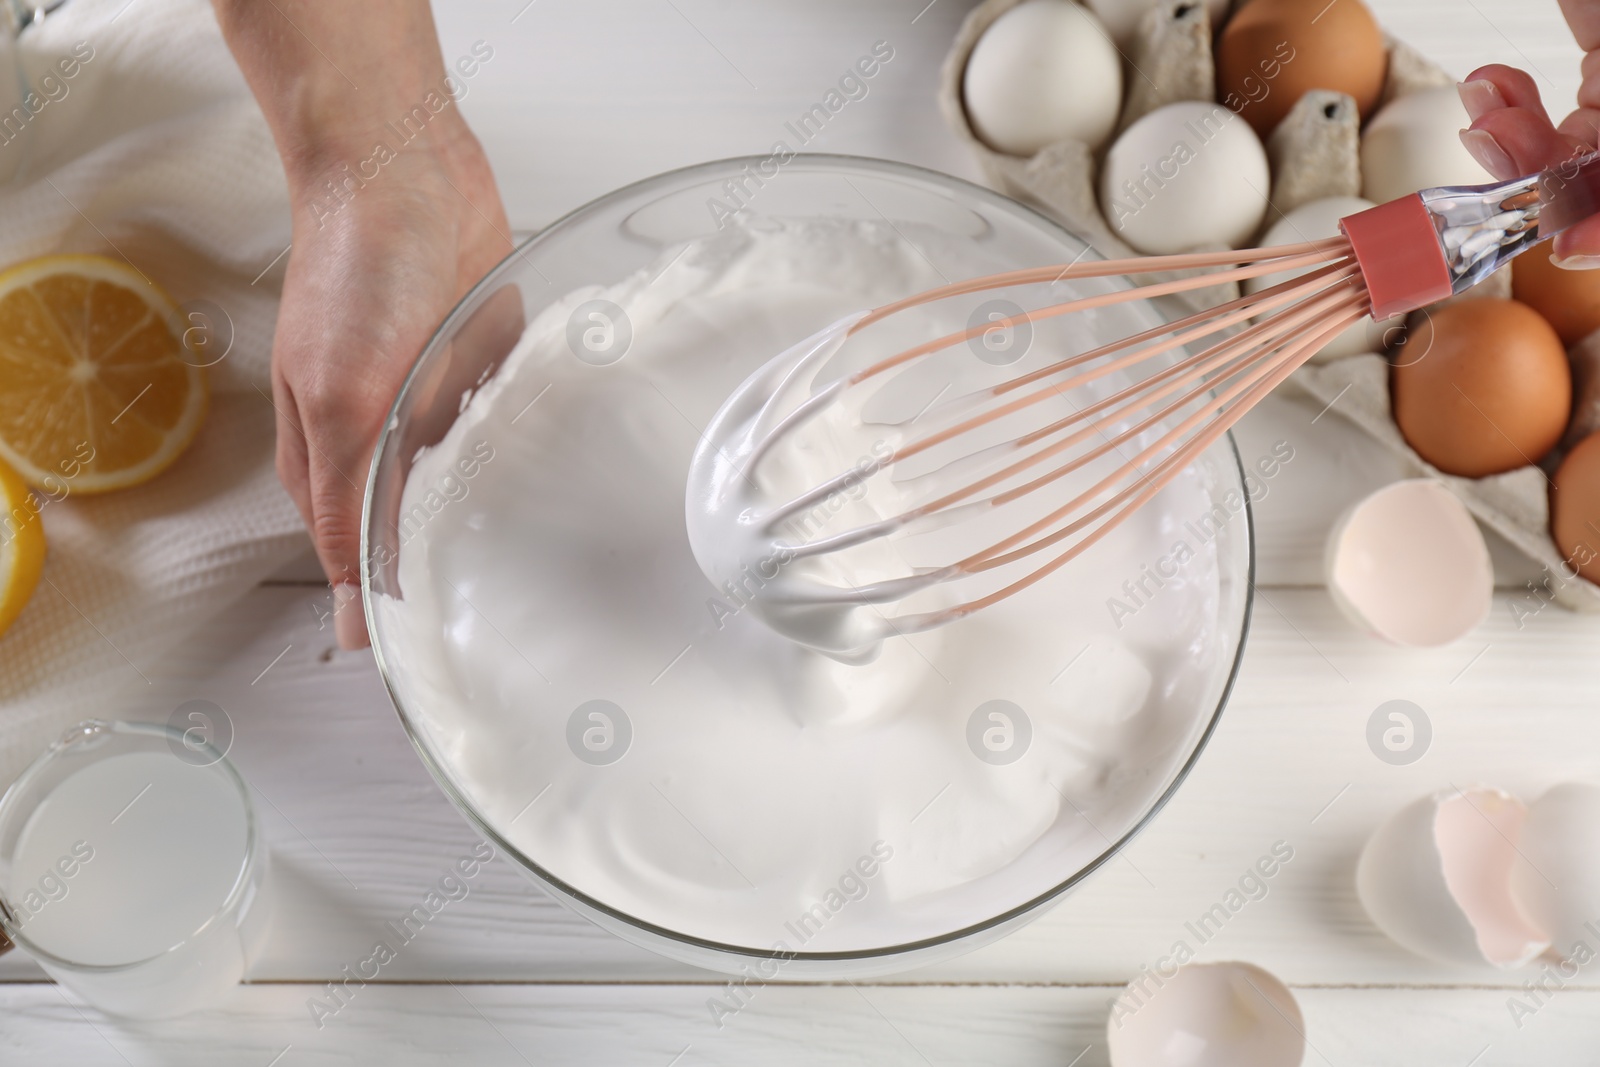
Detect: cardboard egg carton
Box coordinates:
(939, 0, 1600, 611)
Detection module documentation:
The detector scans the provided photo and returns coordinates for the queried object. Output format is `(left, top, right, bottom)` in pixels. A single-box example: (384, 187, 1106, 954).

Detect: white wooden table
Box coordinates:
(4, 1, 1598, 1063)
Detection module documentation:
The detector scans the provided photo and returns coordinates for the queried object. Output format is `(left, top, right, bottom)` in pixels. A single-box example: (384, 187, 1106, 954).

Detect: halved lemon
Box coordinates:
(0, 254, 207, 494)
(0, 455, 45, 638)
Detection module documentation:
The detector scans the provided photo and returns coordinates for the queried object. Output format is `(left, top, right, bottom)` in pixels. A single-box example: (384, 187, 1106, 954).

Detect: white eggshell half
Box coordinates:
(1511, 782, 1600, 959)
(1107, 961, 1303, 1067)
(963, 0, 1123, 156)
(1086, 0, 1229, 48)
(1361, 87, 1493, 203)
(1324, 479, 1493, 647)
(1100, 102, 1270, 254)
(1244, 196, 1393, 362)
(1356, 786, 1550, 968)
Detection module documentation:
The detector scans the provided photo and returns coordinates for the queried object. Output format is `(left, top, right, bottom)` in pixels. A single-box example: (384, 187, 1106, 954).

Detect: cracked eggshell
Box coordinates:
(1511, 783, 1600, 958)
(1356, 786, 1550, 968)
(1324, 479, 1493, 647)
(1107, 961, 1303, 1067)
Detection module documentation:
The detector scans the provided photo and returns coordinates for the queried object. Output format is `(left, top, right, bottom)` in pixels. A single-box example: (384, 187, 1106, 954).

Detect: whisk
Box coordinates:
(685, 153, 1600, 660)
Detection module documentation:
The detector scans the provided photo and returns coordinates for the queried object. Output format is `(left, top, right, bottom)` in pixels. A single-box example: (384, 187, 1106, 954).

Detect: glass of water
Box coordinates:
(0, 719, 272, 1018)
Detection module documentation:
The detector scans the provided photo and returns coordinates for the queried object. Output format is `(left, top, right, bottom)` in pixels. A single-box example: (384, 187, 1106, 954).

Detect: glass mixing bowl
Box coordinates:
(363, 155, 1253, 977)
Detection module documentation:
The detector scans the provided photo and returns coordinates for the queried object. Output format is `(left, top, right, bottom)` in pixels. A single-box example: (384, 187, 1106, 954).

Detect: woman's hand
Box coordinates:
(274, 125, 511, 649)
(1458, 0, 1600, 266)
(212, 1, 513, 648)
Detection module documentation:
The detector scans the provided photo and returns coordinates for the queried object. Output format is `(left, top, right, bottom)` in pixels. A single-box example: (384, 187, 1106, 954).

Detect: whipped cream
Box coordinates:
(374, 219, 1246, 953)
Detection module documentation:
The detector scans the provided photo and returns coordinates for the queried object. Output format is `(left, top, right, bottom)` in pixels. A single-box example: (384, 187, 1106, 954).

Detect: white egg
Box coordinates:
(1100, 102, 1270, 254)
(963, 0, 1123, 156)
(1356, 786, 1550, 968)
(1324, 479, 1493, 647)
(1244, 196, 1392, 362)
(1511, 783, 1600, 959)
(1361, 87, 1494, 203)
(1086, 0, 1230, 48)
(1107, 961, 1304, 1067)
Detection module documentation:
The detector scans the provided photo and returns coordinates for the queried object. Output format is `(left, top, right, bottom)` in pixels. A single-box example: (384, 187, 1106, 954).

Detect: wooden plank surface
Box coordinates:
(1, 983, 1594, 1066)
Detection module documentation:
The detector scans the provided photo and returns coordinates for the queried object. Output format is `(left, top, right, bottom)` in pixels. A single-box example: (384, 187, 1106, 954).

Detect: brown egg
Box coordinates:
(1216, 0, 1388, 138)
(1512, 242, 1600, 347)
(1553, 431, 1600, 584)
(1391, 299, 1571, 478)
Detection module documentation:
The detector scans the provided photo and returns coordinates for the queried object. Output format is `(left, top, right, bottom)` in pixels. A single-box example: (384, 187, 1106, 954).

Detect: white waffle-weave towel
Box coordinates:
(0, 0, 305, 785)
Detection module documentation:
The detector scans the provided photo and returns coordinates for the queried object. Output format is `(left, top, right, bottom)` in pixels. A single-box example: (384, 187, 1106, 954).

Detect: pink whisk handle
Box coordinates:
(1339, 196, 1453, 320)
(1341, 150, 1600, 321)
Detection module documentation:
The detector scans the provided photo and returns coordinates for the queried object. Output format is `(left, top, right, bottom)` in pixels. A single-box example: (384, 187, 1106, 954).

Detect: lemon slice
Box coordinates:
(0, 254, 207, 494)
(0, 455, 45, 638)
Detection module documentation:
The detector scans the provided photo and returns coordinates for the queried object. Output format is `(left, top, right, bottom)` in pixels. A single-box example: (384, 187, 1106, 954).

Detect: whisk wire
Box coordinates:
(955, 289, 1371, 575)
(760, 256, 1362, 537)
(851, 237, 1352, 335)
(903, 297, 1372, 631)
(894, 260, 1364, 466)
(773, 259, 1364, 558)
(769, 269, 1368, 617)
(801, 294, 1373, 620)
(772, 252, 1370, 624)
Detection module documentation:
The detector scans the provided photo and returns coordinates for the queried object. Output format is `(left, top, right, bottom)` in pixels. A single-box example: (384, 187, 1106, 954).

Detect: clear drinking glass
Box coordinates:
(0, 719, 272, 1018)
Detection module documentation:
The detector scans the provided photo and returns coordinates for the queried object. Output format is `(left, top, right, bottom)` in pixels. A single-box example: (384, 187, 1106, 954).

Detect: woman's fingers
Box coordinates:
(292, 343, 391, 650)
(270, 366, 372, 646)
(1460, 62, 1600, 165)
(1457, 47, 1600, 269)
(1554, 0, 1600, 263)
(306, 445, 373, 650)
(1558, 105, 1600, 149)
(1553, 215, 1600, 269)
(1579, 48, 1600, 109)
(1551, 112, 1600, 267)
(271, 374, 314, 536)
(1464, 106, 1586, 177)
(1463, 64, 1554, 122)
(1558, 0, 1600, 54)
(1457, 64, 1580, 179)
(1458, 77, 1507, 124)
